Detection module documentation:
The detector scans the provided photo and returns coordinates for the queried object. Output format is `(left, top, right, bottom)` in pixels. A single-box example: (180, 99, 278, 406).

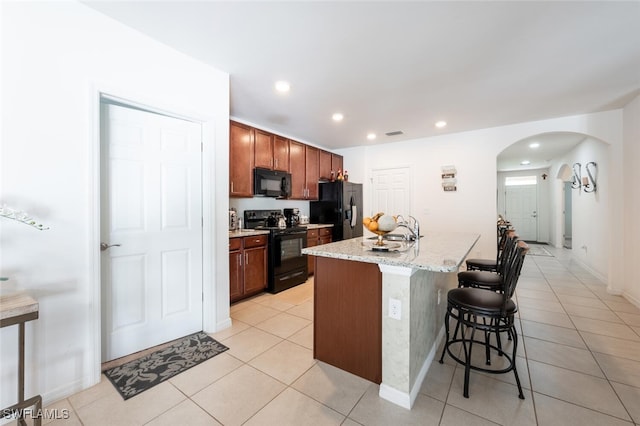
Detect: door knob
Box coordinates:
(100, 242, 121, 251)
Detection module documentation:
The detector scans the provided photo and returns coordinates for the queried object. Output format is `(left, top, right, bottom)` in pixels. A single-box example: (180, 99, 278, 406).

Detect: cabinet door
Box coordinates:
(229, 121, 254, 197)
(244, 246, 267, 294)
(306, 233, 318, 276)
(229, 250, 243, 302)
(254, 129, 274, 169)
(331, 154, 343, 176)
(289, 140, 306, 199)
(273, 135, 290, 172)
(319, 150, 332, 181)
(305, 146, 320, 200)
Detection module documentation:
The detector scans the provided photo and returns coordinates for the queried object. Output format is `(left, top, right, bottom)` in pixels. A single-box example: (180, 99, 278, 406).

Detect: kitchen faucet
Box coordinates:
(395, 215, 420, 241)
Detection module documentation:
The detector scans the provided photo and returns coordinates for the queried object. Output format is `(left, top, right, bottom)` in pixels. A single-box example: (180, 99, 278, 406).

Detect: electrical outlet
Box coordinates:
(389, 298, 401, 320)
(437, 289, 442, 305)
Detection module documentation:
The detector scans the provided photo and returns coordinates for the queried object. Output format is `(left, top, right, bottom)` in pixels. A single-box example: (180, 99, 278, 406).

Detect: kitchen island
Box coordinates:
(302, 231, 479, 409)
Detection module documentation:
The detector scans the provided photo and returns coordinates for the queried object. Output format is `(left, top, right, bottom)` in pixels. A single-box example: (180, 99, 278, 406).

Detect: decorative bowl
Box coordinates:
(364, 215, 397, 246)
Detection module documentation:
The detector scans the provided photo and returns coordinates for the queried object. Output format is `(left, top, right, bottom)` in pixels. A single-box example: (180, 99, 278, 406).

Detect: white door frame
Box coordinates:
(88, 85, 220, 384)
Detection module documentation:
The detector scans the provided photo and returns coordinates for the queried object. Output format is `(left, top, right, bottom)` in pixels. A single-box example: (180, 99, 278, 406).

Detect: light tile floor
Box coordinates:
(26, 245, 640, 425)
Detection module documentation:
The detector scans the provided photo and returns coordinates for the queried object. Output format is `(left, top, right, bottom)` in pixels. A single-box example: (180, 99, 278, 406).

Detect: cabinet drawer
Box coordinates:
(319, 228, 332, 237)
(229, 238, 242, 251)
(307, 229, 318, 239)
(243, 235, 268, 248)
(319, 236, 332, 245)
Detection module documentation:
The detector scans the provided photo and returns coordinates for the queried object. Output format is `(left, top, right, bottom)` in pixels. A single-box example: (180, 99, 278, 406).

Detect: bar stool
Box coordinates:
(465, 224, 512, 272)
(458, 231, 519, 292)
(439, 241, 529, 399)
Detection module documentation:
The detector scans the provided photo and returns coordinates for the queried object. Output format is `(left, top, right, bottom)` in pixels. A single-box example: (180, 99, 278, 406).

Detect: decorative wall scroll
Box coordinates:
(441, 165, 457, 192)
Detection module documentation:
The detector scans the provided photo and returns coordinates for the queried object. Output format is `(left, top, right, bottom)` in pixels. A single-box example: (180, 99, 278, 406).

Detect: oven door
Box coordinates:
(270, 230, 308, 292)
(273, 231, 307, 273)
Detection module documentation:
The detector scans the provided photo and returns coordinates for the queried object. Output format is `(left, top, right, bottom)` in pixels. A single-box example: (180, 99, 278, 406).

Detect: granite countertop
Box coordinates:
(300, 224, 334, 230)
(228, 229, 270, 238)
(302, 231, 480, 272)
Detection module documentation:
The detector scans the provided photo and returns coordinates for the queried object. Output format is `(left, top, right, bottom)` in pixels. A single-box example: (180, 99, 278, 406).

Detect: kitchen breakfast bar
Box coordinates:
(302, 232, 479, 409)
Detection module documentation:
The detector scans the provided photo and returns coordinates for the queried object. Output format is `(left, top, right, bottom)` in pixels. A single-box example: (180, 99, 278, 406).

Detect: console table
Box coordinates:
(1, 293, 42, 426)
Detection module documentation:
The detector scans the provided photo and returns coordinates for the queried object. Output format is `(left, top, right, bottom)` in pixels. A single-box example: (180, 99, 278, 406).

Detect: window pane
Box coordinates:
(505, 176, 537, 186)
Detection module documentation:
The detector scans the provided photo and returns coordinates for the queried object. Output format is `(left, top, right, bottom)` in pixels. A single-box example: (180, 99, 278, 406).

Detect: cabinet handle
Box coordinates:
(275, 158, 278, 168)
(231, 181, 234, 193)
(245, 253, 249, 265)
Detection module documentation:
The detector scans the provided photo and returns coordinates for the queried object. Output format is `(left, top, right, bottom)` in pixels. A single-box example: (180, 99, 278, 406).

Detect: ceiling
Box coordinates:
(84, 1, 640, 167)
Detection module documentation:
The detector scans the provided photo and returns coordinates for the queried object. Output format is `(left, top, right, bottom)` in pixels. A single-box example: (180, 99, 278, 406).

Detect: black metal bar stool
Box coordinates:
(439, 241, 529, 399)
(465, 223, 512, 272)
(458, 231, 519, 291)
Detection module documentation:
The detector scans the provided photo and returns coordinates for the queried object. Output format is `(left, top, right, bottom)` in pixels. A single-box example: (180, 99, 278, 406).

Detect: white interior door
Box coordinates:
(505, 184, 538, 241)
(100, 102, 203, 362)
(370, 167, 411, 218)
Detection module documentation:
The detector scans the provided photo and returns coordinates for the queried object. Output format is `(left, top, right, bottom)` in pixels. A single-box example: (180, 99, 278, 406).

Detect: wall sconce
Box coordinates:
(571, 163, 582, 189)
(583, 162, 597, 193)
(571, 162, 597, 193)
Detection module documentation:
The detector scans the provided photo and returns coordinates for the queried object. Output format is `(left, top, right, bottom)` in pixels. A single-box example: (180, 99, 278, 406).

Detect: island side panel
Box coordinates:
(314, 256, 382, 384)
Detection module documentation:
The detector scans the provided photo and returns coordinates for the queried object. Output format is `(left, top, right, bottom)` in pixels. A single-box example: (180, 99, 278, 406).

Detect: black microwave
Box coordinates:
(254, 168, 292, 198)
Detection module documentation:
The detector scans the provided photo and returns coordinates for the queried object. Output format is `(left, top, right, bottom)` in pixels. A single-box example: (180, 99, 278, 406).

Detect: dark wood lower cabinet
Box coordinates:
(306, 227, 332, 276)
(229, 235, 267, 303)
(313, 256, 382, 384)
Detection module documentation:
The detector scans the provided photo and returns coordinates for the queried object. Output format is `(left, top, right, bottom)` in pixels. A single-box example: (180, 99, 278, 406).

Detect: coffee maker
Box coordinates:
(283, 208, 301, 227)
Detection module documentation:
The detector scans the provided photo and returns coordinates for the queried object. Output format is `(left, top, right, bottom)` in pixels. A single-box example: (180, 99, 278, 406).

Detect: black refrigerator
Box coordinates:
(310, 181, 363, 241)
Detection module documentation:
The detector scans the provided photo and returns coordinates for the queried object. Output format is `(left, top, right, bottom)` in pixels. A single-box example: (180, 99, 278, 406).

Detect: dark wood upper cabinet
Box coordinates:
(254, 129, 274, 170)
(319, 150, 332, 181)
(230, 120, 342, 199)
(305, 146, 319, 200)
(289, 140, 306, 199)
(229, 121, 254, 197)
(331, 153, 343, 176)
(273, 135, 290, 172)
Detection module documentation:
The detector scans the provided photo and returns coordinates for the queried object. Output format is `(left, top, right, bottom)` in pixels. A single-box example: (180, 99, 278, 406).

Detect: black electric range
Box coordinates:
(244, 210, 308, 293)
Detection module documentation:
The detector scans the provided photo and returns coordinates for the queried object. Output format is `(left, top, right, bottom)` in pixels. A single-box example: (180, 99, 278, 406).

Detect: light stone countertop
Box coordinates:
(302, 231, 480, 272)
(299, 224, 334, 230)
(228, 229, 270, 238)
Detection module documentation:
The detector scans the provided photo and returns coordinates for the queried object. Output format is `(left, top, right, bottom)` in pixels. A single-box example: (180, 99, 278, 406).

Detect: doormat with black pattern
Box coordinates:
(104, 331, 229, 400)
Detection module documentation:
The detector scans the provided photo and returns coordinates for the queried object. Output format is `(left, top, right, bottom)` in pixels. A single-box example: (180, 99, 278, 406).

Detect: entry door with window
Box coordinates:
(505, 177, 538, 241)
(100, 102, 203, 361)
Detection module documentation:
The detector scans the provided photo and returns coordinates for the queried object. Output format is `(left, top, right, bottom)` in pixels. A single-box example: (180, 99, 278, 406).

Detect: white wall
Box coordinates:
(1, 1, 229, 408)
(623, 95, 640, 306)
(338, 111, 626, 291)
(550, 139, 611, 281)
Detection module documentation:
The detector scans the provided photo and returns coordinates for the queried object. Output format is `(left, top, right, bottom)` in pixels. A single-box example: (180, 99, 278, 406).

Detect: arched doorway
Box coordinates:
(497, 132, 586, 244)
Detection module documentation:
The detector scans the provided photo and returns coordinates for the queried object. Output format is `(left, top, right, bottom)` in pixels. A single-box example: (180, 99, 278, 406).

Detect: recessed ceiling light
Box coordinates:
(274, 81, 290, 93)
(435, 120, 447, 128)
(521, 160, 531, 165)
(332, 113, 344, 122)
(529, 142, 540, 148)
(367, 133, 376, 140)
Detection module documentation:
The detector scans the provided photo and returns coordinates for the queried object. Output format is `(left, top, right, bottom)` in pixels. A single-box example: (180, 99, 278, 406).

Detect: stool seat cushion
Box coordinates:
(448, 288, 517, 314)
(458, 270, 501, 285)
(465, 258, 496, 268)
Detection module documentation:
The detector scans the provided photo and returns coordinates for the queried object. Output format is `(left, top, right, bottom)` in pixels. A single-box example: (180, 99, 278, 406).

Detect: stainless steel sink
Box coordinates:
(367, 234, 423, 241)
